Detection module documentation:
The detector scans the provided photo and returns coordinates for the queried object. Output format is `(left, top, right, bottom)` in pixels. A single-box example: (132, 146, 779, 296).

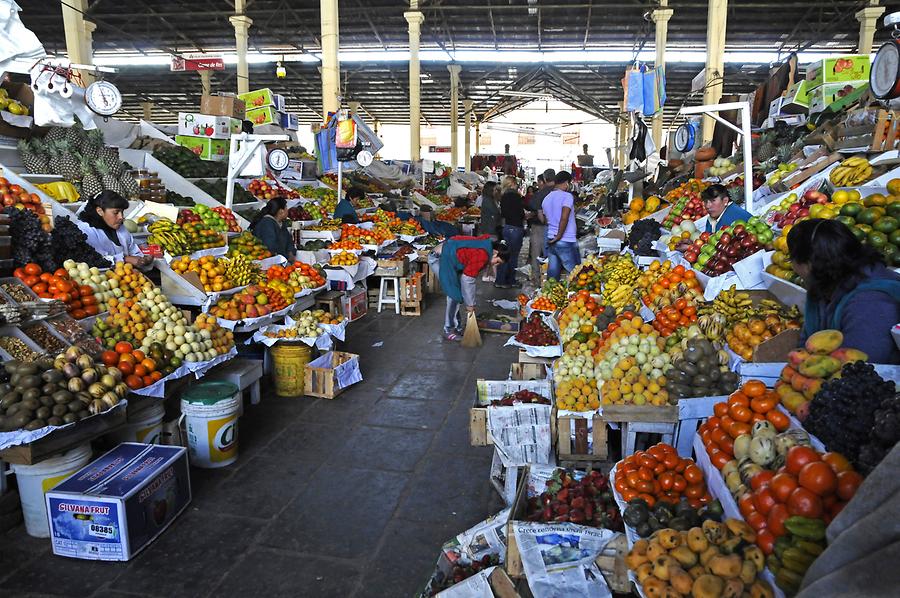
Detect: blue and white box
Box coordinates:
(45, 443, 191, 561)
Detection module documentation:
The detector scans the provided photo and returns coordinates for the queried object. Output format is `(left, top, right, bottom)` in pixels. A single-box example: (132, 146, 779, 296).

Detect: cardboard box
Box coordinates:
(341, 284, 367, 322)
(0, 82, 35, 139)
(238, 88, 286, 111)
(246, 106, 281, 127)
(806, 55, 870, 88)
(769, 96, 785, 118)
(808, 81, 869, 114)
(46, 443, 191, 561)
(781, 79, 812, 113)
(174, 135, 229, 161)
(177, 112, 240, 140)
(280, 112, 299, 131)
(200, 94, 245, 119)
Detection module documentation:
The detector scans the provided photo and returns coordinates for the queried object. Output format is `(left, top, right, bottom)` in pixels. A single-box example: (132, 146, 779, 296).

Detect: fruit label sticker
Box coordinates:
(139, 244, 163, 258)
(207, 414, 239, 462)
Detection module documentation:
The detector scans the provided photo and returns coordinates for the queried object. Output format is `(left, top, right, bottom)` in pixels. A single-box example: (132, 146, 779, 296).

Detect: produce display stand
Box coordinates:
(469, 378, 553, 447)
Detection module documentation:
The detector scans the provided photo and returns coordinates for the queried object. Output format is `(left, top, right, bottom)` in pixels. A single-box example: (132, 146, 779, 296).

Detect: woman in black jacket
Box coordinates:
(250, 197, 296, 261)
(496, 179, 525, 288)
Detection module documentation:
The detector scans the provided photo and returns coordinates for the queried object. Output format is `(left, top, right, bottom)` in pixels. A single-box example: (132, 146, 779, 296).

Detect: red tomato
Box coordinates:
(753, 487, 778, 516)
(746, 511, 767, 532)
(757, 529, 776, 555)
(786, 446, 821, 475)
(799, 461, 838, 496)
(750, 470, 774, 492)
(771, 472, 799, 503)
(787, 487, 824, 519)
(738, 493, 756, 519)
(767, 503, 789, 537)
(836, 470, 863, 502)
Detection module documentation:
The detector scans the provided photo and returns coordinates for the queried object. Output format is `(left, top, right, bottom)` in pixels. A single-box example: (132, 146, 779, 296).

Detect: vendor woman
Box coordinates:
(432, 235, 509, 342)
(249, 197, 296, 262)
(787, 219, 900, 364)
(333, 187, 363, 224)
(77, 191, 153, 267)
(701, 184, 752, 233)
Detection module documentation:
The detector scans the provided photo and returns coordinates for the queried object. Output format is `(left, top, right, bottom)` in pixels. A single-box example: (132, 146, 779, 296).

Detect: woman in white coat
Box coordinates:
(76, 191, 153, 267)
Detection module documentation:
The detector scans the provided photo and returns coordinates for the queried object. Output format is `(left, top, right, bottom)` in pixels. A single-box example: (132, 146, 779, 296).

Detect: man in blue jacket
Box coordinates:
(702, 184, 752, 233)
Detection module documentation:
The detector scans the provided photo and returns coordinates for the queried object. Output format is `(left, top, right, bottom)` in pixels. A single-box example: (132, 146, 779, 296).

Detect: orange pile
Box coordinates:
(328, 239, 363, 251)
(614, 443, 712, 509)
(652, 298, 698, 337)
(530, 296, 557, 311)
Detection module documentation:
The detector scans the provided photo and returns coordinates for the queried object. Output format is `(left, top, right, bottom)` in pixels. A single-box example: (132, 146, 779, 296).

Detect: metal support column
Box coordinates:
(405, 7, 425, 161)
(651, 2, 673, 150)
(701, 0, 728, 145)
(199, 71, 212, 96)
(141, 102, 154, 121)
(448, 64, 461, 170)
(320, 0, 341, 115)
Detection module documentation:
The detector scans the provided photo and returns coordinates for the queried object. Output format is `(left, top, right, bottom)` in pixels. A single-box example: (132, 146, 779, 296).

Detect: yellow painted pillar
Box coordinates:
(141, 102, 154, 121)
(405, 8, 425, 161)
(651, 2, 673, 149)
(856, 3, 885, 55)
(199, 71, 212, 96)
(320, 0, 341, 115)
(229, 15, 252, 94)
(448, 64, 461, 170)
(702, 0, 728, 144)
(463, 99, 473, 172)
(475, 120, 481, 155)
(61, 0, 94, 84)
(617, 102, 628, 168)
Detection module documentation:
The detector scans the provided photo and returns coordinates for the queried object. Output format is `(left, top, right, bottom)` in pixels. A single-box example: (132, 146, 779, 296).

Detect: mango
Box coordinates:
(798, 355, 842, 378)
(830, 347, 868, 364)
(805, 329, 844, 354)
(790, 372, 811, 392)
(780, 388, 807, 412)
(796, 401, 811, 422)
(787, 349, 809, 367)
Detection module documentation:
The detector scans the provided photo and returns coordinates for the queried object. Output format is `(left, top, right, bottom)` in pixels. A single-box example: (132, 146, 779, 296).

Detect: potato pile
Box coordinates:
(625, 519, 774, 598)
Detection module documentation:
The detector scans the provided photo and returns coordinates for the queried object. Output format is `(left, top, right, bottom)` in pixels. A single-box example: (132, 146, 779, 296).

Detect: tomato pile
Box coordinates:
(101, 342, 164, 390)
(614, 443, 712, 509)
(14, 263, 100, 319)
(651, 298, 699, 337)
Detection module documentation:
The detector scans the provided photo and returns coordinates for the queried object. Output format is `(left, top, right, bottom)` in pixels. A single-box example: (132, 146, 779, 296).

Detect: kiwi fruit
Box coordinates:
(67, 401, 82, 413)
(42, 369, 64, 384)
(16, 363, 39, 376)
(53, 390, 73, 405)
(22, 388, 41, 402)
(17, 375, 40, 389)
(9, 374, 20, 387)
(10, 411, 31, 429)
(6, 403, 21, 416)
(24, 419, 46, 431)
(62, 413, 78, 424)
(35, 406, 51, 420)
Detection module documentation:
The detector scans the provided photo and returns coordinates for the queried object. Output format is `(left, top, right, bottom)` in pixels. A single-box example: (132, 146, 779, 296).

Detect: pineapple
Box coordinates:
(119, 171, 141, 199)
(81, 128, 104, 161)
(727, 185, 745, 206)
(79, 158, 103, 198)
(775, 144, 792, 166)
(45, 140, 62, 176)
(55, 140, 83, 182)
(756, 131, 776, 162)
(96, 160, 126, 196)
(43, 126, 67, 145)
(65, 122, 85, 149)
(17, 139, 50, 174)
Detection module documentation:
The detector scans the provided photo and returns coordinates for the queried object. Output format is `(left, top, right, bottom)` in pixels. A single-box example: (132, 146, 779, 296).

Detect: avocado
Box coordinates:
(62, 413, 78, 424)
(24, 419, 46, 431)
(0, 391, 21, 409)
(52, 390, 73, 404)
(22, 388, 40, 403)
(10, 411, 31, 429)
(17, 375, 40, 390)
(35, 406, 50, 420)
(42, 369, 64, 385)
(47, 416, 63, 426)
(52, 404, 68, 417)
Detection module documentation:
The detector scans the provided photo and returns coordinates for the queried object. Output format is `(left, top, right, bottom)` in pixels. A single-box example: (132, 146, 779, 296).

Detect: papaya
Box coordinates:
(804, 329, 843, 354)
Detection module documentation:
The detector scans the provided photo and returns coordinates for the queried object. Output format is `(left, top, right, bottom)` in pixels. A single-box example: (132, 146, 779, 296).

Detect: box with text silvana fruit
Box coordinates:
(46, 443, 191, 561)
(175, 135, 230, 161)
(237, 88, 286, 111)
(805, 55, 870, 87)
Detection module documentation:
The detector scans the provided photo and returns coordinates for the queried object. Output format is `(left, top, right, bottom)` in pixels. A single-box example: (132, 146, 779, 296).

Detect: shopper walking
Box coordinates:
(496, 178, 526, 288)
(478, 181, 501, 238)
(432, 236, 509, 341)
(543, 171, 581, 282)
(527, 168, 555, 286)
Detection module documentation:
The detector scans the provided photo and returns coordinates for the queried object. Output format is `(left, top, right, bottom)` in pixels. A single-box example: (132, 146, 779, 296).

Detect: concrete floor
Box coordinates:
(0, 283, 522, 598)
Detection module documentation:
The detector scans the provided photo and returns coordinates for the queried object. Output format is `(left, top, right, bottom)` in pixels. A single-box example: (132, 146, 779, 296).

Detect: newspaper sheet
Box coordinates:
(512, 522, 617, 598)
(488, 404, 552, 468)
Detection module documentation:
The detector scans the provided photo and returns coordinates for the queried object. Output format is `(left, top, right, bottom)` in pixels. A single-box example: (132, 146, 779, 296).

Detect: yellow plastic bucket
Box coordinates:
(271, 343, 312, 396)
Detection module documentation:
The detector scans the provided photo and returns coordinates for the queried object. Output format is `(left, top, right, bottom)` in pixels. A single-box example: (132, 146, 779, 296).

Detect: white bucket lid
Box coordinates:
(10, 443, 92, 476)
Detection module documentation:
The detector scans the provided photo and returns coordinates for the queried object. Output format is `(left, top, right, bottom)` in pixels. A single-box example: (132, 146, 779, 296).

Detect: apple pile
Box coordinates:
(686, 219, 774, 275)
(287, 205, 315, 221)
(514, 313, 558, 347)
(489, 389, 550, 407)
(662, 181, 708, 228)
(764, 189, 830, 229)
(210, 207, 240, 232)
(248, 178, 299, 200)
(208, 284, 289, 321)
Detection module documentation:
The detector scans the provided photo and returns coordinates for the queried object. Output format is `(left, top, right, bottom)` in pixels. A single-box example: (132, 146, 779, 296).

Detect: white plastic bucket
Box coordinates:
(180, 381, 241, 469)
(10, 444, 92, 538)
(108, 401, 166, 445)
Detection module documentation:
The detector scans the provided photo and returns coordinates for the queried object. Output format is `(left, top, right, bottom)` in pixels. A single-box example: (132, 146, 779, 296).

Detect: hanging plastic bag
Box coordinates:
(622, 67, 644, 114)
(641, 67, 667, 117)
(29, 62, 97, 129)
(336, 114, 357, 149)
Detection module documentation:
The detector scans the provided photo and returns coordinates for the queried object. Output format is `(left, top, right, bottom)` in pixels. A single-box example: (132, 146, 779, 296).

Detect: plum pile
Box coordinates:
(514, 313, 557, 346)
(6, 207, 55, 272)
(804, 362, 895, 467)
(628, 218, 662, 256)
(858, 393, 900, 474)
(525, 469, 622, 530)
(489, 389, 549, 407)
(50, 217, 109, 268)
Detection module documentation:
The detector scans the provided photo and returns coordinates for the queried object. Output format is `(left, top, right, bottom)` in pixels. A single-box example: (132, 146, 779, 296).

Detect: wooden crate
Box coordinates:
(773, 149, 842, 192)
(374, 257, 408, 277)
(509, 363, 548, 381)
(832, 108, 900, 152)
(470, 378, 553, 446)
(400, 273, 425, 316)
(504, 467, 630, 593)
(517, 350, 553, 365)
(0, 405, 126, 465)
(556, 405, 679, 466)
(303, 351, 360, 399)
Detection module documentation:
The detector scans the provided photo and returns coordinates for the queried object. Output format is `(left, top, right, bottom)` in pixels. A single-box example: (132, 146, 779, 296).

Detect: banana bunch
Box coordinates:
(541, 279, 568, 308)
(697, 312, 728, 341)
(148, 218, 191, 256)
(829, 155, 872, 187)
(37, 181, 80, 202)
(223, 253, 263, 286)
(602, 282, 638, 313)
(601, 255, 639, 286)
(747, 299, 802, 322)
(698, 285, 753, 325)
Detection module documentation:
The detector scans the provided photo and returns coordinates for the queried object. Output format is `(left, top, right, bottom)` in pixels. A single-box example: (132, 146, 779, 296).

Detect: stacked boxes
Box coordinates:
(238, 88, 298, 130)
(805, 55, 870, 114)
(174, 112, 240, 161)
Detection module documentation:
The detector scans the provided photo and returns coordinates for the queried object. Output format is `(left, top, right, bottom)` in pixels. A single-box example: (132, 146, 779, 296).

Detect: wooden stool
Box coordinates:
(400, 273, 424, 316)
(315, 290, 344, 317)
(378, 277, 400, 314)
(620, 421, 676, 457)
